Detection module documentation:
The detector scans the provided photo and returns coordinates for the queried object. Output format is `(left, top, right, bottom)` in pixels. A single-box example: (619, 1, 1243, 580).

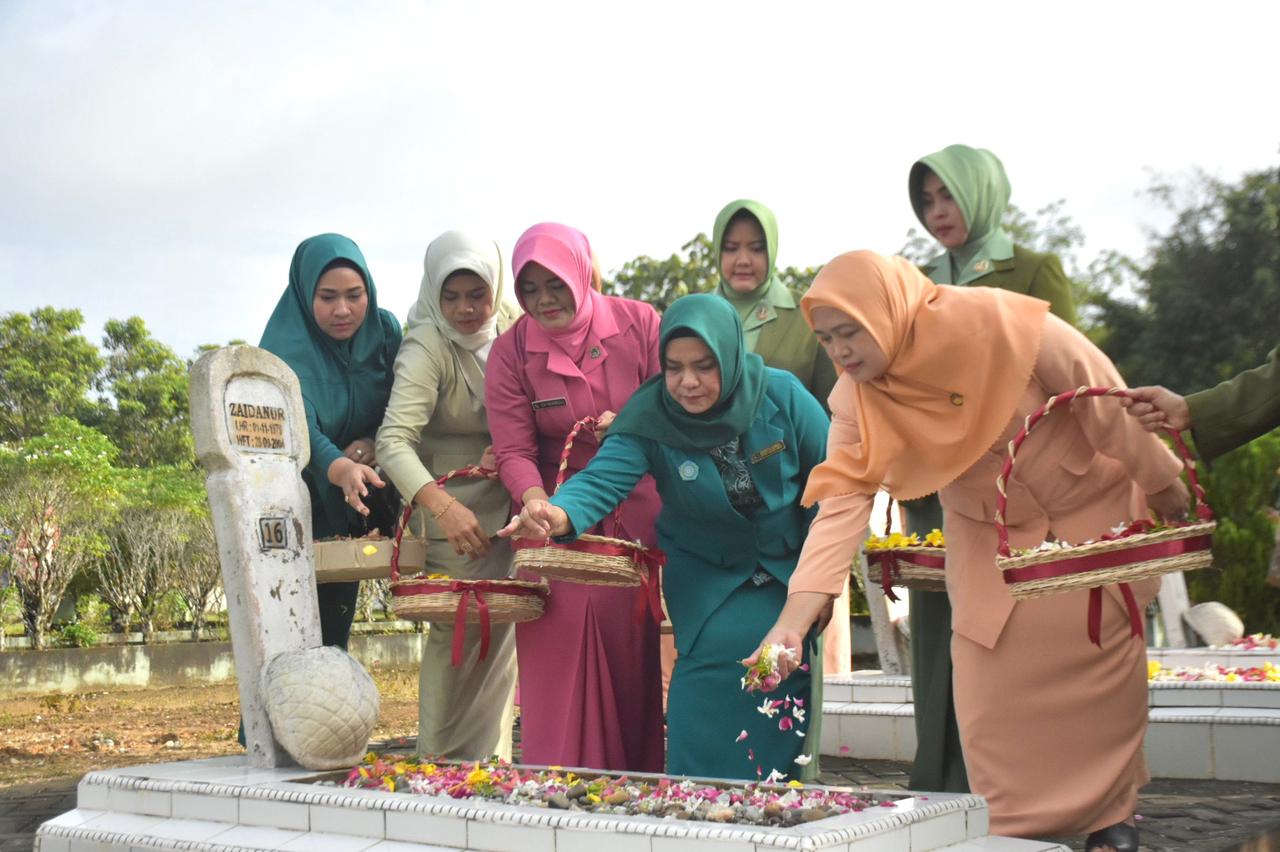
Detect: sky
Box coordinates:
(2, 1, 1278, 360)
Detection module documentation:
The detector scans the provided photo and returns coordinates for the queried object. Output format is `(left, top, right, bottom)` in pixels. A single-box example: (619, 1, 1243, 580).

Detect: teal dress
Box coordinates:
(550, 368, 829, 780)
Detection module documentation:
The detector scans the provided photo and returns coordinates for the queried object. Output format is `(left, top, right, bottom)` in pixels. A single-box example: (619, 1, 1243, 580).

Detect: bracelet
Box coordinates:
(431, 496, 458, 521)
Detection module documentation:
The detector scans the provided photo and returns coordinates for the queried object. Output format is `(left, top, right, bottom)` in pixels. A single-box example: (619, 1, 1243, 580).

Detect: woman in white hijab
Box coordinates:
(376, 230, 520, 759)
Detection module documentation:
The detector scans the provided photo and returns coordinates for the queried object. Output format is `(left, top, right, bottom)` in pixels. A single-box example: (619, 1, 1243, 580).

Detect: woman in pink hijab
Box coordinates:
(485, 223, 664, 772)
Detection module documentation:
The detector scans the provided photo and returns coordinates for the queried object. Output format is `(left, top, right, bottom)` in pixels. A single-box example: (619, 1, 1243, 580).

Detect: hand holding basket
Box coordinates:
(511, 416, 665, 624)
(994, 386, 1216, 645)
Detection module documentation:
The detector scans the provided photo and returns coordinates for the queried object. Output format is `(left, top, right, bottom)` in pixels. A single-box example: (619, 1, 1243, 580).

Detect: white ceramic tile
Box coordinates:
(365, 842, 458, 852)
(1213, 723, 1280, 782)
(106, 786, 172, 817)
(557, 826, 652, 852)
(895, 715, 918, 762)
(40, 809, 105, 829)
(278, 830, 380, 851)
(33, 835, 72, 852)
(1148, 686, 1221, 707)
(846, 826, 908, 851)
(172, 791, 237, 822)
(147, 817, 234, 843)
(651, 837, 743, 852)
(841, 712, 899, 761)
(939, 838, 1071, 850)
(76, 781, 110, 811)
(826, 682, 856, 702)
(966, 803, 990, 838)
(821, 708, 846, 756)
(850, 685, 910, 704)
(1221, 688, 1280, 709)
(310, 803, 385, 837)
(215, 824, 306, 849)
(467, 819, 556, 852)
(239, 796, 310, 830)
(908, 808, 967, 849)
(1213, 706, 1280, 721)
(1144, 720, 1212, 779)
(80, 810, 166, 834)
(384, 810, 469, 848)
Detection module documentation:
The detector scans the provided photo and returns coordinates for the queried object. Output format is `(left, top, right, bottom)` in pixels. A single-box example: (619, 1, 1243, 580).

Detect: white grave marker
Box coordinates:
(189, 345, 322, 767)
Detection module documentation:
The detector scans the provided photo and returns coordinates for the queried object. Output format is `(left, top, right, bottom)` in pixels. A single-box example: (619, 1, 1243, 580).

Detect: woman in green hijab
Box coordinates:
(260, 233, 403, 650)
(713, 199, 849, 677)
(499, 293, 829, 781)
(900, 145, 1079, 794)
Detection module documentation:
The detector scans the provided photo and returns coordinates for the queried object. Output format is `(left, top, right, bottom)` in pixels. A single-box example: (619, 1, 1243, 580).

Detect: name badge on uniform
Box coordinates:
(678, 460, 699, 481)
(532, 397, 567, 410)
(750, 440, 786, 464)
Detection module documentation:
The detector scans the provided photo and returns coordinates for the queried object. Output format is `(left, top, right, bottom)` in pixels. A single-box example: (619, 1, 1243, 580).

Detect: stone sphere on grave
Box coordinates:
(261, 646, 380, 770)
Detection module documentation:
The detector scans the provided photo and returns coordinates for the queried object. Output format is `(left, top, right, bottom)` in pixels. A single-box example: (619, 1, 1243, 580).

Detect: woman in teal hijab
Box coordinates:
(500, 293, 829, 781)
(260, 233, 403, 650)
(901, 145, 1079, 794)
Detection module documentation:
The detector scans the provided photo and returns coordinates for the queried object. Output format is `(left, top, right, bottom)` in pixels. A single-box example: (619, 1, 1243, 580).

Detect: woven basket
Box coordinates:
(513, 416, 665, 595)
(388, 466, 547, 663)
(864, 499, 947, 597)
(995, 386, 1216, 605)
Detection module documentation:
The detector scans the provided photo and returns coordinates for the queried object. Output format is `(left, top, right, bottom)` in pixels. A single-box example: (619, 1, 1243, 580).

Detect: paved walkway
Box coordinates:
(4, 759, 1280, 851)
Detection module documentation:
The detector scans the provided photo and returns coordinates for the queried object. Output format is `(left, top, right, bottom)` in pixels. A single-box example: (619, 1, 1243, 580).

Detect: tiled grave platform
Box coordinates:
(823, 672, 1280, 782)
(35, 754, 1068, 851)
(1148, 646, 1280, 669)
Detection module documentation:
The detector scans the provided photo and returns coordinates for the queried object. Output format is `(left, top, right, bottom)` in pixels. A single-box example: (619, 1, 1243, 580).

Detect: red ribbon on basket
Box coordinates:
(870, 550, 946, 602)
(391, 577, 543, 666)
(1086, 584, 1145, 648)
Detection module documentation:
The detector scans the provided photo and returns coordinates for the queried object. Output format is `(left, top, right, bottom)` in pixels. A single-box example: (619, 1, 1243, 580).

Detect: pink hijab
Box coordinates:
(512, 223, 615, 378)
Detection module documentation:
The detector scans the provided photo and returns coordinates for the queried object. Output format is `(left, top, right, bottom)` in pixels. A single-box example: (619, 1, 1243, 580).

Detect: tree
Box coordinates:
(87, 317, 194, 468)
(179, 513, 222, 641)
(96, 466, 205, 642)
(0, 418, 120, 649)
(1103, 166, 1280, 390)
(0, 308, 102, 442)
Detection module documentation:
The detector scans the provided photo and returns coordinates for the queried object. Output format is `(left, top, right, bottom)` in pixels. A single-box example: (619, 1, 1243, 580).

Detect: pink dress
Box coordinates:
(485, 297, 664, 773)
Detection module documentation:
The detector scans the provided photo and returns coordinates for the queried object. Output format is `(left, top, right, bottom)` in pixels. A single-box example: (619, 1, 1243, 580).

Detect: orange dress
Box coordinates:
(791, 316, 1183, 837)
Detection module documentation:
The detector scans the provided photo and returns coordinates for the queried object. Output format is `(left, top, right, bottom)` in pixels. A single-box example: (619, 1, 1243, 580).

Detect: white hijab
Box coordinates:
(407, 230, 511, 398)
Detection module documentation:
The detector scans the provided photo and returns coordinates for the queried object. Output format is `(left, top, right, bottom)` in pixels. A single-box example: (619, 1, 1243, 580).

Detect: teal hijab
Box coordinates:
(259, 234, 398, 532)
(909, 144, 1015, 285)
(610, 293, 766, 451)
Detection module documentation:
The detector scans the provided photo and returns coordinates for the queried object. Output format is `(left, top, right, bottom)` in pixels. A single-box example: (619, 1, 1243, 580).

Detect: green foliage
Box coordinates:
(74, 593, 112, 631)
(85, 317, 195, 468)
(0, 417, 122, 649)
(1188, 431, 1280, 633)
(1099, 166, 1280, 389)
(57, 620, 100, 648)
(0, 307, 103, 442)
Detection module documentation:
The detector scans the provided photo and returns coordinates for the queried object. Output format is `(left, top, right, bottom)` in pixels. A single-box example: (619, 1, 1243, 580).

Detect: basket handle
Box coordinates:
(994, 385, 1213, 558)
(550, 415, 633, 541)
(391, 466, 498, 582)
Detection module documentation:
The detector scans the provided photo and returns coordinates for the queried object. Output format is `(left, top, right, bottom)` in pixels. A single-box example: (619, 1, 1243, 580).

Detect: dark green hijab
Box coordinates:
(610, 293, 766, 451)
(259, 234, 399, 533)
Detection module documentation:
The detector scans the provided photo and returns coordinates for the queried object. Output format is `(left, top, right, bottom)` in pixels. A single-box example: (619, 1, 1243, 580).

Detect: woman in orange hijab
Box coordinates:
(748, 252, 1188, 852)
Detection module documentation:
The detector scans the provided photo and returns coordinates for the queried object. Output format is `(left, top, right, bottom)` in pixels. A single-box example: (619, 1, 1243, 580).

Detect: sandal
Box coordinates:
(1085, 821, 1138, 852)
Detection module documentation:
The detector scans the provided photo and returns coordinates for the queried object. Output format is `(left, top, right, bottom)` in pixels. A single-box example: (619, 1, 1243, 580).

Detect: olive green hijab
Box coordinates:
(610, 293, 766, 451)
(713, 199, 795, 350)
(909, 144, 1015, 285)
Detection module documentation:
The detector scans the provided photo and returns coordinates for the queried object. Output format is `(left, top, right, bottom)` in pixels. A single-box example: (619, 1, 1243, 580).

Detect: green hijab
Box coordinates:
(909, 144, 1015, 285)
(713, 199, 795, 346)
(259, 234, 399, 532)
(610, 293, 766, 451)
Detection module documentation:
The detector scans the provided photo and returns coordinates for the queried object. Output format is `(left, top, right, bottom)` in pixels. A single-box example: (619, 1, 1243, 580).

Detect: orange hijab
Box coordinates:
(800, 251, 1048, 504)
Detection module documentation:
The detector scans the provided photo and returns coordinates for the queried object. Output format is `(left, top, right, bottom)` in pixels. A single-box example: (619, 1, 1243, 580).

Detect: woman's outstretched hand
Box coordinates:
(498, 498, 571, 540)
(327, 457, 385, 517)
(742, 625, 805, 690)
(1120, 386, 1191, 433)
